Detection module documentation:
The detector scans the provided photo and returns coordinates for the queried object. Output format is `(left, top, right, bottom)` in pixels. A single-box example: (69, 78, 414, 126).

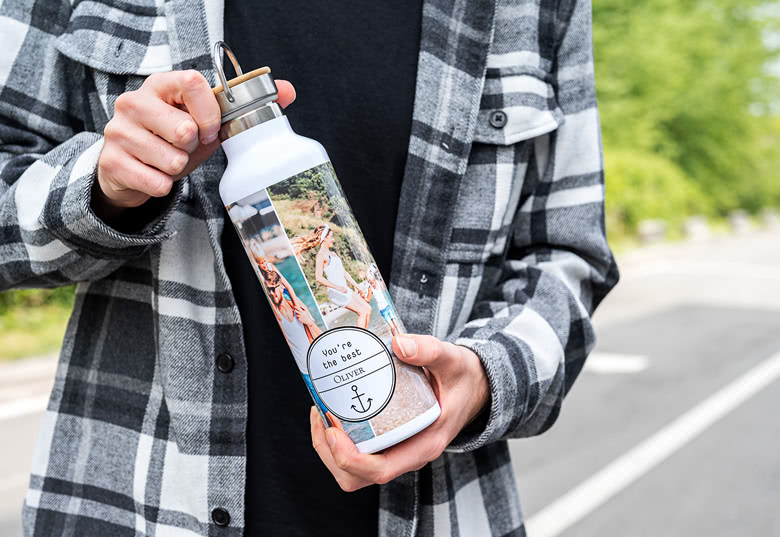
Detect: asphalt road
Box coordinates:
(1, 230, 779, 536)
(0, 358, 54, 537)
(513, 230, 780, 537)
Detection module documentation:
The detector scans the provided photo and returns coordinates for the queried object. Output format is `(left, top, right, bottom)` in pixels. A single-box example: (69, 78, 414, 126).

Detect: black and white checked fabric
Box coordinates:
(0, 0, 618, 535)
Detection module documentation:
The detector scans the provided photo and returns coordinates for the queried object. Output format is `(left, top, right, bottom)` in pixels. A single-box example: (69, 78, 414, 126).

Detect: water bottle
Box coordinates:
(213, 42, 440, 453)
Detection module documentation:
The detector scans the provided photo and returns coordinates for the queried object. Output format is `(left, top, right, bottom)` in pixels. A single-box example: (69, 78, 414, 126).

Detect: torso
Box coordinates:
(323, 251, 348, 287)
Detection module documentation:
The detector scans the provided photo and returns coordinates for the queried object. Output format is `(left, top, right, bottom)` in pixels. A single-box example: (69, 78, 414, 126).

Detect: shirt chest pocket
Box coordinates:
(448, 66, 562, 265)
(54, 0, 173, 122)
(475, 64, 563, 145)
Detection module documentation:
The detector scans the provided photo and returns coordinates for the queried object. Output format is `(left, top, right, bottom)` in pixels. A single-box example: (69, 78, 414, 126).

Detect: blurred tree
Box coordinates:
(0, 286, 74, 310)
(604, 148, 710, 230)
(594, 0, 780, 228)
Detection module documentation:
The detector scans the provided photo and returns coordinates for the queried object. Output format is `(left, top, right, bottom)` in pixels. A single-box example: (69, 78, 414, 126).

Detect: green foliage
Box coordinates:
(594, 0, 780, 228)
(605, 148, 710, 230)
(268, 166, 334, 221)
(0, 286, 75, 311)
(0, 287, 75, 360)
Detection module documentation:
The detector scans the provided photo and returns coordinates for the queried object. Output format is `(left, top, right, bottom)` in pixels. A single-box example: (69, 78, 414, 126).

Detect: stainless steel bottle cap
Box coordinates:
(212, 41, 279, 123)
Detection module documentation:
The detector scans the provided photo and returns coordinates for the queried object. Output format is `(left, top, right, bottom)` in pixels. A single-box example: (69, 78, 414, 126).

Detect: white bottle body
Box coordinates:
(219, 116, 440, 453)
(220, 116, 328, 203)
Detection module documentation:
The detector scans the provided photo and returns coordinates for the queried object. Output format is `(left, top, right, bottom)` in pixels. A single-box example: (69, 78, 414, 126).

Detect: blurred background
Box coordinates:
(2, 1, 780, 535)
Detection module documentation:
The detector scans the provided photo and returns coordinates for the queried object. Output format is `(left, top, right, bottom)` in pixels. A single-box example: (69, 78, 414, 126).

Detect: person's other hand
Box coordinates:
(95, 70, 296, 219)
(337, 286, 349, 294)
(309, 334, 490, 491)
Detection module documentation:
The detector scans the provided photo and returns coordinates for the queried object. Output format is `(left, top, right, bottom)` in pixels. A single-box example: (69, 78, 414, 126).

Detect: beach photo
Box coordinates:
(267, 163, 405, 344)
(266, 163, 439, 434)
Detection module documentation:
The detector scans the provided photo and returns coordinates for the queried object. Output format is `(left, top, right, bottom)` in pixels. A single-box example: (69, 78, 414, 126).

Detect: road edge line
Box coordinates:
(0, 395, 49, 422)
(525, 349, 780, 537)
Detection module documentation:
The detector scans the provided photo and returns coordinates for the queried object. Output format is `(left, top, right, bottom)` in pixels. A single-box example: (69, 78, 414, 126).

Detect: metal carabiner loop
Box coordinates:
(213, 41, 244, 103)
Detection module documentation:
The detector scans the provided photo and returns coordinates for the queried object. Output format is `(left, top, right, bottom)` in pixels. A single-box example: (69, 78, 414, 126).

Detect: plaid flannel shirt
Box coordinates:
(0, 0, 618, 535)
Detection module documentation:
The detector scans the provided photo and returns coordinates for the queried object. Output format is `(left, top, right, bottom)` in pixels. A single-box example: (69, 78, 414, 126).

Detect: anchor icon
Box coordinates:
(350, 385, 373, 414)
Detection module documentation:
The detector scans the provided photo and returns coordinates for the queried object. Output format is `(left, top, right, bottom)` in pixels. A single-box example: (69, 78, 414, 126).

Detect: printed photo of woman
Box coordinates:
(256, 262, 344, 431)
(258, 264, 317, 365)
(249, 240, 302, 317)
(292, 224, 372, 329)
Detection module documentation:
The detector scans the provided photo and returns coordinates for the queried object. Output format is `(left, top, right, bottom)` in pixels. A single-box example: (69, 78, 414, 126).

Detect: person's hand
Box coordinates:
(94, 70, 296, 220)
(294, 304, 315, 326)
(337, 285, 349, 294)
(309, 334, 490, 491)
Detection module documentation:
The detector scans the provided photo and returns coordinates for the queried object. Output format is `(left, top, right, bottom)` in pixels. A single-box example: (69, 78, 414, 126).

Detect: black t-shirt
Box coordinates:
(222, 3, 422, 536)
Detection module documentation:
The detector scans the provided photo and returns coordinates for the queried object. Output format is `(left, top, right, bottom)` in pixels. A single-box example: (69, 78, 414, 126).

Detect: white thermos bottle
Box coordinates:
(213, 42, 440, 453)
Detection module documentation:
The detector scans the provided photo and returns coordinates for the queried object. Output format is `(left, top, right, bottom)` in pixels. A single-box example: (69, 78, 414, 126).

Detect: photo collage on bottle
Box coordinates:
(226, 162, 438, 444)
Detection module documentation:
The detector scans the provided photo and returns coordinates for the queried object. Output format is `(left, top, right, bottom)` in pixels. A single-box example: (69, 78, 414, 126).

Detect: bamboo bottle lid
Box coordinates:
(212, 67, 271, 96)
(213, 42, 278, 123)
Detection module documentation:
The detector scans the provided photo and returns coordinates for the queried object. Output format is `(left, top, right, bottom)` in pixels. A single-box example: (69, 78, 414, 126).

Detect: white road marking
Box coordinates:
(584, 352, 649, 374)
(0, 395, 48, 422)
(525, 349, 780, 537)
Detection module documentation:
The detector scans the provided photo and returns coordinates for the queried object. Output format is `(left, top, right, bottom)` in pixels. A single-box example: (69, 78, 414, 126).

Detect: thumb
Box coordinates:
(392, 334, 454, 373)
(325, 424, 359, 467)
(275, 79, 296, 109)
(173, 79, 296, 181)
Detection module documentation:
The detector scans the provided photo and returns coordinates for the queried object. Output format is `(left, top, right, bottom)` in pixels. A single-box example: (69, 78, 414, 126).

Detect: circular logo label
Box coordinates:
(307, 327, 396, 422)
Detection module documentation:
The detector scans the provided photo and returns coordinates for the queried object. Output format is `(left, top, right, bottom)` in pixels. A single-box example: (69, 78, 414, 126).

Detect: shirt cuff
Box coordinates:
(40, 135, 184, 259)
(445, 335, 530, 452)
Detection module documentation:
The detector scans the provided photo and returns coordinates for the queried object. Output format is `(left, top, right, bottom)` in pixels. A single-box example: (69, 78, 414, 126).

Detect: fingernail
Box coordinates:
(175, 120, 197, 143)
(325, 429, 336, 449)
(172, 153, 188, 173)
(201, 132, 218, 145)
(398, 336, 417, 359)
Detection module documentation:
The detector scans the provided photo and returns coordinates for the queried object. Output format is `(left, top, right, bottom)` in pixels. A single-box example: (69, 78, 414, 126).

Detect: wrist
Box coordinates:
(90, 174, 178, 234)
(91, 177, 128, 225)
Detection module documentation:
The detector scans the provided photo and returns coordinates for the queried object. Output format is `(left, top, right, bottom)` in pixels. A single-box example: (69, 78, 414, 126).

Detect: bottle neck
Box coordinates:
(218, 101, 284, 142)
(220, 113, 293, 162)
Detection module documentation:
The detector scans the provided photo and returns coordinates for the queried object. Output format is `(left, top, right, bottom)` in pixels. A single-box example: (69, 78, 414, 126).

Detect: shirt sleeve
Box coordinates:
(0, 0, 182, 290)
(446, 0, 620, 452)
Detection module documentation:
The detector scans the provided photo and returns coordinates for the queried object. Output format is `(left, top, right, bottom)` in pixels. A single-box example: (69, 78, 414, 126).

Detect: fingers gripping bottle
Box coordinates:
(212, 42, 440, 453)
